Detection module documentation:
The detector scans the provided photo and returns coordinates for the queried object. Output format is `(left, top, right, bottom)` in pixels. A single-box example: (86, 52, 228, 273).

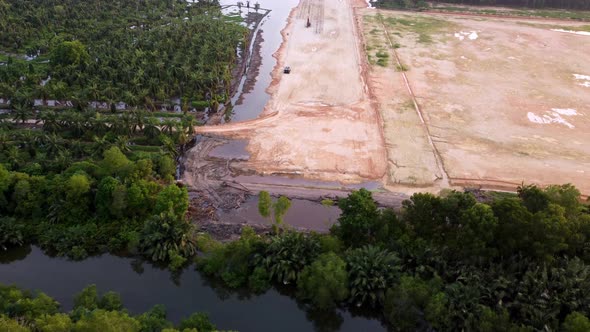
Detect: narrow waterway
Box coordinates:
(220, 0, 299, 122)
(0, 246, 388, 332)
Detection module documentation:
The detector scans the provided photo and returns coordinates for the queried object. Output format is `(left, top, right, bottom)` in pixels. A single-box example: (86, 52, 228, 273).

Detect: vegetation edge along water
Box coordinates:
(3, 181, 590, 331)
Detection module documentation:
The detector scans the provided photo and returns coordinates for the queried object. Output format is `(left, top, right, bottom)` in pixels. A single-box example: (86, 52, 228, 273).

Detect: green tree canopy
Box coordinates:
(51, 41, 90, 67)
(298, 252, 349, 310)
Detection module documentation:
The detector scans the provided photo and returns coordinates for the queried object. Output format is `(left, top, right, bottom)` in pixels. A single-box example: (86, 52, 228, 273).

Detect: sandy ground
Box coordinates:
(364, 10, 590, 194)
(360, 12, 443, 188)
(196, 0, 388, 184)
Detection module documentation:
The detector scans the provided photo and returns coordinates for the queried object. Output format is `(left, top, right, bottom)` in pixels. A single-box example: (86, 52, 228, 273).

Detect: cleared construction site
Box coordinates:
(188, 0, 590, 198)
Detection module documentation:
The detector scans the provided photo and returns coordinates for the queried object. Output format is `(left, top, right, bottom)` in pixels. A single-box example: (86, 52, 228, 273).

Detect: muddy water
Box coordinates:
(0, 246, 387, 332)
(217, 197, 340, 231)
(220, 0, 299, 122)
(209, 139, 250, 160)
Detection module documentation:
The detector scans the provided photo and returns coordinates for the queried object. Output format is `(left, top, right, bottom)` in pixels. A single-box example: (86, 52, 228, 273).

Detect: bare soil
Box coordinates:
(365, 10, 590, 195)
(185, 2, 590, 206)
(195, 0, 388, 184)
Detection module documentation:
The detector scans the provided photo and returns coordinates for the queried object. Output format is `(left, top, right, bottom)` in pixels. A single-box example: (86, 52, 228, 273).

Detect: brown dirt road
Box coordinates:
(196, 0, 388, 184)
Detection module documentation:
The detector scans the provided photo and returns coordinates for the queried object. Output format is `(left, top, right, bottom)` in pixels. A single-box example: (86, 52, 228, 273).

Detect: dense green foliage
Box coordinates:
(0, 283, 216, 332)
(0, 0, 246, 107)
(297, 253, 349, 310)
(195, 186, 590, 331)
(0, 3, 217, 264)
(0, 147, 195, 266)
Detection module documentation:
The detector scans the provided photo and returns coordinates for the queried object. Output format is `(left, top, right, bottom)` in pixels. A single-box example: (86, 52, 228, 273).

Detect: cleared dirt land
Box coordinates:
(197, 0, 388, 184)
(361, 9, 590, 194)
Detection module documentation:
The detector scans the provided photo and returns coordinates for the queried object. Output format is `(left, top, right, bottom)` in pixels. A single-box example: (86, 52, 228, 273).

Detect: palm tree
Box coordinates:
(115, 136, 131, 153)
(143, 118, 161, 139)
(346, 245, 400, 307)
(131, 109, 145, 133)
(38, 133, 63, 157)
(51, 150, 73, 171)
(6, 146, 21, 169)
(160, 135, 178, 158)
(92, 135, 112, 158)
(69, 139, 87, 158)
(11, 104, 33, 124)
(161, 119, 176, 136)
(18, 130, 37, 157)
(68, 112, 87, 137)
(182, 115, 197, 135)
(39, 110, 61, 133)
(0, 131, 11, 151)
(88, 116, 108, 136)
(0, 118, 14, 131)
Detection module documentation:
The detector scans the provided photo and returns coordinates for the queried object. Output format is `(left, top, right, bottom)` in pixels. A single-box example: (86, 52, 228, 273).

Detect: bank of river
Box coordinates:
(221, 0, 299, 122)
(0, 246, 387, 331)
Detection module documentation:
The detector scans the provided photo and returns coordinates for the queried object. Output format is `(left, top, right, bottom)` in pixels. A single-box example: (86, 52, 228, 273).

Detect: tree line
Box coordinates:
(0, 145, 196, 267)
(196, 185, 590, 331)
(0, 283, 217, 331)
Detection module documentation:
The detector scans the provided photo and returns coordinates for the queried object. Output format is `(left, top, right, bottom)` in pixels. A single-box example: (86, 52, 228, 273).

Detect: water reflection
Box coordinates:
(220, 0, 301, 122)
(0, 246, 387, 331)
(0, 245, 32, 264)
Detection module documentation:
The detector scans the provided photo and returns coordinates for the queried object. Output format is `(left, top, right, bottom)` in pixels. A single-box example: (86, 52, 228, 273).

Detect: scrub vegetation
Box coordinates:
(196, 185, 590, 331)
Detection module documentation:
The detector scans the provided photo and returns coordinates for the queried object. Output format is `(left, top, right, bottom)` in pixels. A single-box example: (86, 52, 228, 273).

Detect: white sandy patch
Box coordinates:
(552, 108, 578, 116)
(551, 29, 590, 36)
(454, 31, 479, 41)
(527, 108, 581, 129)
(573, 74, 590, 87)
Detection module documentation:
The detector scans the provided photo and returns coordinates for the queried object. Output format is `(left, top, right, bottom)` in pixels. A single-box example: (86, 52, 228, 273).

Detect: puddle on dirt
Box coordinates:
(209, 139, 250, 160)
(346, 181, 383, 191)
(217, 197, 340, 232)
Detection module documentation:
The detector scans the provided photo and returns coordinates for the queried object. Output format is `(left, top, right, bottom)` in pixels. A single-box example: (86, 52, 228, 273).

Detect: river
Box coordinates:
(0, 246, 387, 331)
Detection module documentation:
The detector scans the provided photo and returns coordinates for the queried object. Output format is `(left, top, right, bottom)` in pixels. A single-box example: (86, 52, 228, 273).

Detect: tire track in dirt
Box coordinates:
(376, 11, 450, 187)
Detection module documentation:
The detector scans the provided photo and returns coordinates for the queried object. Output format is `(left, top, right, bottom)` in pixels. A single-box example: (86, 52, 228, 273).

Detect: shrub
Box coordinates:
(298, 253, 349, 310)
(256, 232, 320, 285)
(346, 245, 400, 307)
